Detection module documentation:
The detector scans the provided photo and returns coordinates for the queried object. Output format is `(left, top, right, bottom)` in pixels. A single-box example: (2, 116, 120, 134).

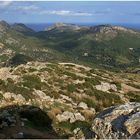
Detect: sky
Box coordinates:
(0, 1, 140, 24)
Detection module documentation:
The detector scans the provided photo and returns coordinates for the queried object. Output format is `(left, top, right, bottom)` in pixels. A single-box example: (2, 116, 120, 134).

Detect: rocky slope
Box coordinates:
(0, 61, 139, 138)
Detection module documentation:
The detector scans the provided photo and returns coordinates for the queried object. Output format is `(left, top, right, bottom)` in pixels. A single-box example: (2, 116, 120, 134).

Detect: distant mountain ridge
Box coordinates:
(35, 22, 140, 69)
(0, 20, 138, 34)
(44, 22, 89, 31)
(0, 20, 140, 70)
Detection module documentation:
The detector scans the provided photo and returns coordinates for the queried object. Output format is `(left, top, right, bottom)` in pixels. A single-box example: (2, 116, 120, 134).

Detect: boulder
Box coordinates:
(91, 102, 140, 139)
(78, 102, 88, 109)
(95, 82, 117, 92)
(56, 111, 85, 123)
(0, 68, 11, 80)
(16, 94, 26, 103)
(56, 111, 74, 123)
(3, 92, 14, 100)
(33, 90, 47, 99)
(124, 112, 140, 135)
(74, 113, 85, 122)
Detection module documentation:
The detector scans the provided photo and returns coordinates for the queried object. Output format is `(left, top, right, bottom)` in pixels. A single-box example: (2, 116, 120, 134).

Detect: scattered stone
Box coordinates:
(60, 95, 73, 102)
(73, 128, 85, 139)
(16, 132, 24, 138)
(21, 122, 24, 127)
(16, 94, 26, 103)
(78, 102, 88, 110)
(74, 113, 85, 122)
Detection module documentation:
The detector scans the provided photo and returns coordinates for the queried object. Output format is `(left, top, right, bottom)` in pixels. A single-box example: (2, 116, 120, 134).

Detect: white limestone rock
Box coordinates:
(95, 82, 117, 92)
(56, 111, 85, 123)
(78, 102, 88, 109)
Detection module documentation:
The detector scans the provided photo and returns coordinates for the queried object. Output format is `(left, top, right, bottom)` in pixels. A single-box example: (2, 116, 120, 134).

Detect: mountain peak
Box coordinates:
(0, 20, 10, 26)
(53, 22, 69, 27)
(0, 20, 10, 32)
(89, 24, 138, 35)
(44, 22, 88, 31)
(11, 23, 34, 33)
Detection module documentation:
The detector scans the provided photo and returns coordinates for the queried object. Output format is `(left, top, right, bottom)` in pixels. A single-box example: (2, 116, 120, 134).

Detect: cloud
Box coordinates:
(39, 10, 93, 16)
(16, 5, 39, 11)
(14, 4, 93, 17)
(0, 1, 12, 7)
(4, 3, 111, 17)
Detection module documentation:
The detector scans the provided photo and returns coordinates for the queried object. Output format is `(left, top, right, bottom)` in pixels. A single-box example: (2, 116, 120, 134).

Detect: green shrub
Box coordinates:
(111, 81, 121, 90)
(40, 67, 52, 73)
(28, 68, 36, 72)
(127, 83, 140, 89)
(63, 71, 81, 80)
(82, 97, 96, 108)
(85, 77, 100, 85)
(67, 84, 76, 93)
(126, 92, 140, 102)
(56, 121, 90, 131)
(22, 74, 45, 90)
(0, 79, 32, 101)
(8, 53, 33, 66)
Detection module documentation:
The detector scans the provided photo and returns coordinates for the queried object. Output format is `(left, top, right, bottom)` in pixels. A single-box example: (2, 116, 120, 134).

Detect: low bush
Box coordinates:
(126, 92, 140, 102)
(22, 74, 46, 90)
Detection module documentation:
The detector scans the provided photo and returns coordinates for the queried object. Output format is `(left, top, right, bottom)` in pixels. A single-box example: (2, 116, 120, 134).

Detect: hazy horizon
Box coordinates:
(26, 22, 140, 31)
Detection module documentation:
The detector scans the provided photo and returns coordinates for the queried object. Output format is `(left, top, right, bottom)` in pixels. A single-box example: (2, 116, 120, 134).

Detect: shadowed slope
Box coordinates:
(0, 105, 58, 139)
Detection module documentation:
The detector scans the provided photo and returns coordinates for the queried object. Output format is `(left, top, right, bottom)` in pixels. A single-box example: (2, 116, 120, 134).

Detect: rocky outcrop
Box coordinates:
(95, 82, 117, 92)
(0, 92, 27, 108)
(78, 102, 88, 109)
(56, 111, 85, 123)
(0, 68, 11, 80)
(91, 102, 140, 139)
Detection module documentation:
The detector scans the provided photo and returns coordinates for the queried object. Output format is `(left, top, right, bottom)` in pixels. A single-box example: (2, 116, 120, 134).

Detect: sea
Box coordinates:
(26, 23, 140, 32)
